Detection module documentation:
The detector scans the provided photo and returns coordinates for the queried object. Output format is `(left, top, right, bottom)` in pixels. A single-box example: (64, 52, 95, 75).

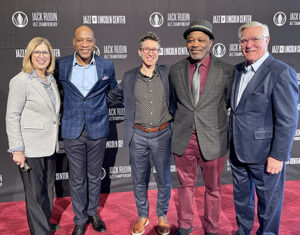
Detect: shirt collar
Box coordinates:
(138, 65, 158, 78)
(29, 70, 53, 85)
(245, 51, 269, 72)
(73, 52, 96, 67)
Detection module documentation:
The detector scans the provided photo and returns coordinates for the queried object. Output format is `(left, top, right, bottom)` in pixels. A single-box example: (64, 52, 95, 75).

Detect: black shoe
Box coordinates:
(174, 227, 193, 235)
(50, 223, 61, 232)
(88, 214, 106, 232)
(205, 233, 217, 235)
(234, 231, 239, 235)
(72, 224, 86, 235)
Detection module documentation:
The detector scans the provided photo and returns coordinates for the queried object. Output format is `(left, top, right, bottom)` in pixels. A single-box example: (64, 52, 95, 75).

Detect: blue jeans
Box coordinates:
(129, 125, 172, 217)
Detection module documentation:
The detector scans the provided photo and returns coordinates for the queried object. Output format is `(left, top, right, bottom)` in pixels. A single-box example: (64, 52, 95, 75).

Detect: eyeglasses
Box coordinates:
(32, 50, 51, 57)
(140, 47, 159, 54)
(239, 36, 267, 45)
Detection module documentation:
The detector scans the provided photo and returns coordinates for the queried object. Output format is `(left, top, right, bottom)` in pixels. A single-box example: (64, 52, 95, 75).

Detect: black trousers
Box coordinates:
(19, 155, 56, 235)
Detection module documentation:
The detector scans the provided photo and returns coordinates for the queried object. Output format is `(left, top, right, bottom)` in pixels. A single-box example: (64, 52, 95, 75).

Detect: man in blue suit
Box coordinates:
(229, 21, 298, 235)
(108, 32, 174, 235)
(55, 25, 117, 235)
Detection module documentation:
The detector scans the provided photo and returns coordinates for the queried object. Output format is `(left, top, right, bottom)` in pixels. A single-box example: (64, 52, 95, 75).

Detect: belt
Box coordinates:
(134, 122, 169, 133)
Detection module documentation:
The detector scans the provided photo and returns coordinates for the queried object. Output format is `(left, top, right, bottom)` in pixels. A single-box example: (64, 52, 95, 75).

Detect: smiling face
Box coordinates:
(138, 39, 159, 69)
(187, 31, 212, 61)
(240, 26, 270, 64)
(73, 26, 95, 65)
(31, 43, 51, 73)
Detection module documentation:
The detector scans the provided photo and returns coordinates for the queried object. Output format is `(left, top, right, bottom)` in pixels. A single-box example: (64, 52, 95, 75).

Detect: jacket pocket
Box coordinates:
(254, 129, 273, 139)
(23, 121, 45, 130)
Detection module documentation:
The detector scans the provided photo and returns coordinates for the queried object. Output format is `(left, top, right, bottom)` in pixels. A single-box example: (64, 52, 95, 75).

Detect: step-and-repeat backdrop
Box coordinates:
(1, 0, 300, 202)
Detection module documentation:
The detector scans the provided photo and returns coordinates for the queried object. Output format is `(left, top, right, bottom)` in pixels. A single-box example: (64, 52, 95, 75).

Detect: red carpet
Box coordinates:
(0, 181, 299, 235)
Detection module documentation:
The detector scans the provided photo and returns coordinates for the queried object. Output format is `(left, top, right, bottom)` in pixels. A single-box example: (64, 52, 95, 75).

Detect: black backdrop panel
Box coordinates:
(1, 0, 300, 202)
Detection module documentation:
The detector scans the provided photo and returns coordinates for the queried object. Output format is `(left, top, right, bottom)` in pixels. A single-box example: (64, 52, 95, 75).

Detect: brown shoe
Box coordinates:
(132, 217, 149, 235)
(158, 215, 170, 235)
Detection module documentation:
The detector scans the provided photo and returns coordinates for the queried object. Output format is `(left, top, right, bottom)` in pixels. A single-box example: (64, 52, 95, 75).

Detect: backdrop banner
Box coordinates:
(1, 0, 300, 202)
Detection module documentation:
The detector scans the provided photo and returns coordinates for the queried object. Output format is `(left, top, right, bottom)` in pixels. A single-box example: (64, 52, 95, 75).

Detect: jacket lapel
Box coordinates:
(63, 56, 83, 97)
(231, 63, 245, 111)
(30, 79, 56, 113)
(236, 56, 273, 109)
(51, 77, 61, 115)
(86, 55, 104, 96)
(197, 57, 218, 106)
(179, 59, 194, 106)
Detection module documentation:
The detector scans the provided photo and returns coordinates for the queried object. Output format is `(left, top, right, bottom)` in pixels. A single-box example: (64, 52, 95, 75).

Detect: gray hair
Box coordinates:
(238, 21, 269, 39)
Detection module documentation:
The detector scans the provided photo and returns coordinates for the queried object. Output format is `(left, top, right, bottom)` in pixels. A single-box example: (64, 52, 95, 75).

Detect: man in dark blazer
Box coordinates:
(108, 32, 174, 235)
(229, 21, 298, 235)
(55, 25, 117, 235)
(169, 19, 234, 235)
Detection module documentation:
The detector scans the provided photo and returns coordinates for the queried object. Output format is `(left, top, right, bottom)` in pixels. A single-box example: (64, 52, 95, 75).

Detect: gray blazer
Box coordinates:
(6, 71, 61, 158)
(170, 56, 234, 160)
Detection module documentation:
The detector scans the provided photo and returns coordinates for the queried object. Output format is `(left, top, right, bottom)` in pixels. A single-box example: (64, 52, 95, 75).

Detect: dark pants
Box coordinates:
(230, 143, 286, 235)
(174, 133, 226, 233)
(20, 155, 56, 235)
(129, 125, 172, 217)
(64, 127, 106, 225)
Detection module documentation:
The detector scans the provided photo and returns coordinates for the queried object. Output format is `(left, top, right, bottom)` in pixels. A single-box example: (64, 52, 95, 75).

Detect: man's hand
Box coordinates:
(12, 151, 26, 168)
(266, 156, 283, 174)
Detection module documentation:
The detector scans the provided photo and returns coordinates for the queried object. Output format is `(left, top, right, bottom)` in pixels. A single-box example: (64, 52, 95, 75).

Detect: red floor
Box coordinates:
(0, 181, 300, 235)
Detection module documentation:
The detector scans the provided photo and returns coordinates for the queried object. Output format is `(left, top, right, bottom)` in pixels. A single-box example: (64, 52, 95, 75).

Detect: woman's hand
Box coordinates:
(12, 151, 26, 168)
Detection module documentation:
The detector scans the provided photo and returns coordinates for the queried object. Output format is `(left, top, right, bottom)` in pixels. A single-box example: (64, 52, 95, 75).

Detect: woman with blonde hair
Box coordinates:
(6, 37, 61, 235)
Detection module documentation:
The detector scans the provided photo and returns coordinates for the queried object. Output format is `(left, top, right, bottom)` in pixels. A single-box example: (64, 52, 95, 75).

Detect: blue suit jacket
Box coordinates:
(55, 54, 117, 139)
(229, 55, 298, 164)
(107, 65, 175, 147)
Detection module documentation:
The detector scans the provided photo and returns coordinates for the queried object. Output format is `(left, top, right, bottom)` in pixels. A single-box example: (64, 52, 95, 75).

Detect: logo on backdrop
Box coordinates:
(109, 107, 125, 121)
(228, 43, 243, 57)
(289, 12, 300, 25)
(109, 166, 132, 179)
(83, 15, 126, 24)
(286, 158, 300, 165)
(212, 43, 226, 58)
(0, 174, 2, 187)
(12, 11, 28, 28)
(212, 15, 252, 23)
(56, 169, 106, 180)
(94, 45, 101, 56)
(295, 129, 300, 141)
(149, 12, 164, 27)
(159, 47, 188, 56)
(101, 168, 106, 180)
(167, 13, 190, 26)
(32, 12, 58, 27)
(273, 12, 287, 26)
(103, 45, 127, 59)
(271, 45, 300, 54)
(106, 140, 124, 148)
(15, 49, 61, 58)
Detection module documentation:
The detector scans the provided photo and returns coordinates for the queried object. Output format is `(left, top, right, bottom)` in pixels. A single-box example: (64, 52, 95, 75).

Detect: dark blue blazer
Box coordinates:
(107, 65, 175, 147)
(55, 54, 117, 139)
(229, 55, 298, 164)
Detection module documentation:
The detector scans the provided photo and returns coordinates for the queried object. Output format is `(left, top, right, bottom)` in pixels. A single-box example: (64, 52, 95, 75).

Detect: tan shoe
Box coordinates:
(132, 217, 149, 235)
(158, 215, 170, 235)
